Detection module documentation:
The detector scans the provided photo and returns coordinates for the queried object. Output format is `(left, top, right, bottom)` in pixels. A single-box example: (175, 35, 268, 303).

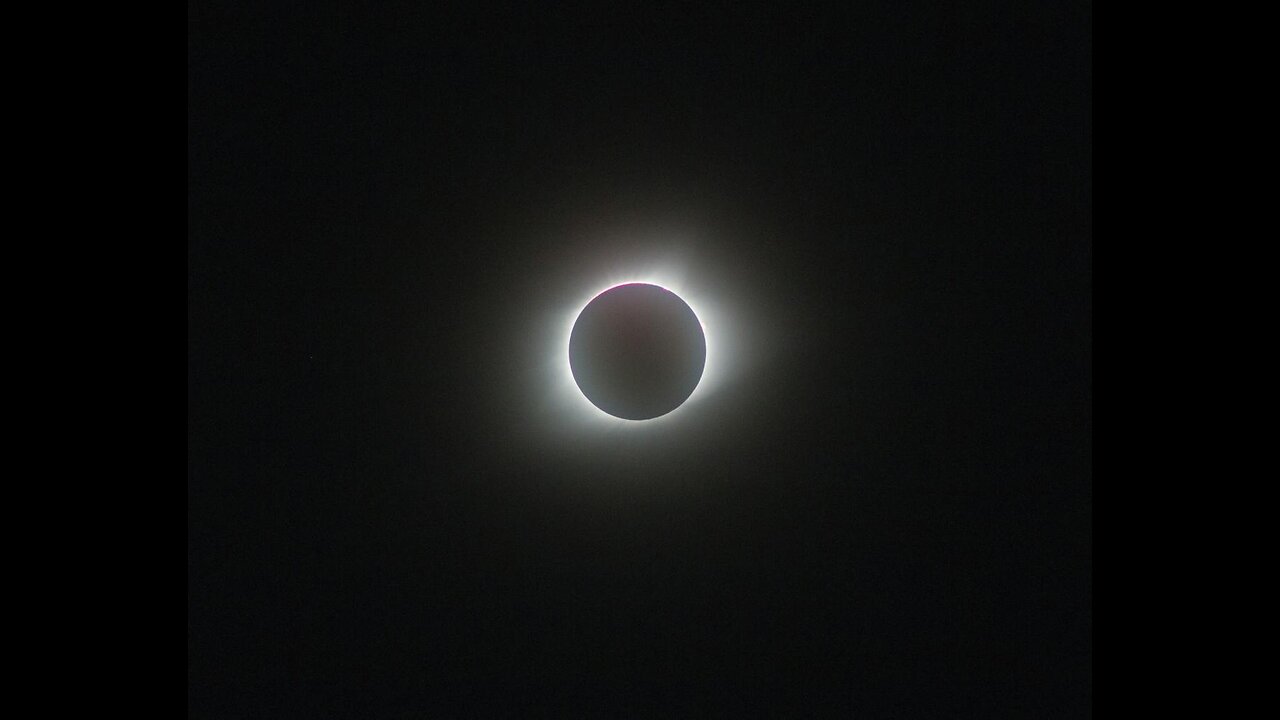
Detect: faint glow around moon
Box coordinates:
(553, 265, 733, 428)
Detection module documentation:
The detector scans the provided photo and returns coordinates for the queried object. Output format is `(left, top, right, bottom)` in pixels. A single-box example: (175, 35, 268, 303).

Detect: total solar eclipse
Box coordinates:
(568, 283, 707, 420)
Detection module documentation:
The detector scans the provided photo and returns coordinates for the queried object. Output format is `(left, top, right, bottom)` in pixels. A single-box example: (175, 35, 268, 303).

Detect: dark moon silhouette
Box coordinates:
(569, 283, 707, 420)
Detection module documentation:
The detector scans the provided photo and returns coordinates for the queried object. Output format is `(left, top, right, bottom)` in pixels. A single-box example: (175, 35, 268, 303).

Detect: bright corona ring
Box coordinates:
(568, 283, 707, 421)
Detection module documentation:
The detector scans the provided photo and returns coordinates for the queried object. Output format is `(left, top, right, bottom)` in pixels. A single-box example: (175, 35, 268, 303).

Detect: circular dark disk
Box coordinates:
(569, 283, 707, 420)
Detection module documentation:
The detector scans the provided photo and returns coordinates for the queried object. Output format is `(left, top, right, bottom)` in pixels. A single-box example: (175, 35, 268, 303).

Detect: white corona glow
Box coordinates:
(553, 266, 729, 428)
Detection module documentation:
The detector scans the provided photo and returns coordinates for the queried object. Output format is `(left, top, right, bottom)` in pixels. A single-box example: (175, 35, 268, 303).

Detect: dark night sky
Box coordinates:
(189, 3, 1091, 717)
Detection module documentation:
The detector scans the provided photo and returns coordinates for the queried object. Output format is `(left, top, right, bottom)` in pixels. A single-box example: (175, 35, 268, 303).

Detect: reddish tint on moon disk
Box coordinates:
(569, 283, 706, 420)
